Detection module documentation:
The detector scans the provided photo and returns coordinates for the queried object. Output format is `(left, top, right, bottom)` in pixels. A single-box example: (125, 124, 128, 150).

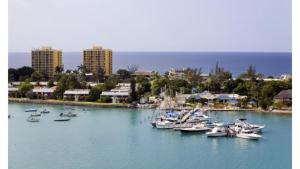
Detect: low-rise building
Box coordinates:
(274, 89, 292, 103)
(32, 86, 57, 99)
(64, 89, 90, 101)
(100, 83, 131, 103)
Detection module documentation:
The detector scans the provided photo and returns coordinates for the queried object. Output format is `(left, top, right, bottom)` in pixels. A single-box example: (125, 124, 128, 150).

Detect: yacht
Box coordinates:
(235, 118, 265, 133)
(155, 120, 174, 129)
(27, 116, 40, 122)
(206, 127, 227, 137)
(180, 123, 211, 132)
(236, 131, 262, 140)
(25, 109, 37, 112)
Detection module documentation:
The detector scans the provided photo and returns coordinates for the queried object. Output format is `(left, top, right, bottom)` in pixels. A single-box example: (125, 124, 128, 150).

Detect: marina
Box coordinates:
(8, 102, 291, 169)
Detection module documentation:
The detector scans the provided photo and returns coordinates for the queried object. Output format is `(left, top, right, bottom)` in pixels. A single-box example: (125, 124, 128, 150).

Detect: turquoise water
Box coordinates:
(9, 103, 291, 169)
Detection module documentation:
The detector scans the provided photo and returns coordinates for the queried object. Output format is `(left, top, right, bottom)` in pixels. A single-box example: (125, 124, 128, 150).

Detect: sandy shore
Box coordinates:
(8, 98, 129, 108)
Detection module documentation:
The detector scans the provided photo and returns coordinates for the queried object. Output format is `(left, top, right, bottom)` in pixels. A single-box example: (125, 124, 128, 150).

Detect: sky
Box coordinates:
(9, 0, 291, 52)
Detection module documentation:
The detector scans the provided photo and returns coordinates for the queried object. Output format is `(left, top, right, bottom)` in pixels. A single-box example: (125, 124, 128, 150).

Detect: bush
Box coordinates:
(99, 96, 112, 103)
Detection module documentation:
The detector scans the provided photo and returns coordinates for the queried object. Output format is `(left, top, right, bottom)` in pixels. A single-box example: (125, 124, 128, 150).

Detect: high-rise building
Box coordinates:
(83, 46, 112, 76)
(31, 46, 62, 78)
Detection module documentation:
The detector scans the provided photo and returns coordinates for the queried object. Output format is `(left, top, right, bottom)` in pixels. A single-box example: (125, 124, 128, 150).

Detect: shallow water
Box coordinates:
(9, 103, 291, 169)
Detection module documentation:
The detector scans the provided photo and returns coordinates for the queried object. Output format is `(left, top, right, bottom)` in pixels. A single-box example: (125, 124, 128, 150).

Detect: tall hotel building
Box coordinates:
(31, 46, 62, 78)
(83, 46, 112, 76)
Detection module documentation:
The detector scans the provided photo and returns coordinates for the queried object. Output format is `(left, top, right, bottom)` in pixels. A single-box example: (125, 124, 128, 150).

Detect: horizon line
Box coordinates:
(8, 51, 292, 53)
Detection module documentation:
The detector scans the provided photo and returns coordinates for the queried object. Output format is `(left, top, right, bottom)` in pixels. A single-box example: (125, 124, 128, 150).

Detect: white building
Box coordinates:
(64, 89, 90, 101)
(168, 68, 185, 80)
(101, 83, 131, 103)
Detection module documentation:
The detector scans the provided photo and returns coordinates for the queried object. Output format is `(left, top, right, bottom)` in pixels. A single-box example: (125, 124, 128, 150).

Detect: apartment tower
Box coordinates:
(83, 46, 112, 76)
(31, 46, 62, 78)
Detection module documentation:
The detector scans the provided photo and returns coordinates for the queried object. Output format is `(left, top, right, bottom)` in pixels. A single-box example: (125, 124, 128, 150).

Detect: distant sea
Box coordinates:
(8, 52, 292, 76)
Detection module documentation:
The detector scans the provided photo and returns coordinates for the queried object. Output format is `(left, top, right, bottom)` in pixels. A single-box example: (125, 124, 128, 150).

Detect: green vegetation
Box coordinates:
(8, 63, 292, 110)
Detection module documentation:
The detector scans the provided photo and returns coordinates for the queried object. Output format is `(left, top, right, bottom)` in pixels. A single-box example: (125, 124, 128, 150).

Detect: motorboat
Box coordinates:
(41, 109, 50, 114)
(179, 123, 211, 132)
(54, 118, 71, 122)
(236, 131, 262, 140)
(60, 112, 77, 117)
(173, 123, 193, 130)
(25, 109, 37, 112)
(155, 120, 174, 129)
(206, 127, 227, 137)
(30, 112, 41, 117)
(235, 118, 265, 133)
(27, 116, 40, 122)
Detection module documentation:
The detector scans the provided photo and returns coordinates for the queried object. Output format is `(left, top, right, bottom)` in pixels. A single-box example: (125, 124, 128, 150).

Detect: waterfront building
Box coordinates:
(83, 46, 112, 76)
(64, 89, 90, 101)
(274, 89, 292, 103)
(101, 83, 131, 103)
(31, 47, 63, 78)
(32, 86, 57, 99)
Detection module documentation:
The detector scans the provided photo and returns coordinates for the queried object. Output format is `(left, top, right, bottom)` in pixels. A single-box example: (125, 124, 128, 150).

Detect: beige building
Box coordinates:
(31, 46, 62, 78)
(83, 46, 112, 76)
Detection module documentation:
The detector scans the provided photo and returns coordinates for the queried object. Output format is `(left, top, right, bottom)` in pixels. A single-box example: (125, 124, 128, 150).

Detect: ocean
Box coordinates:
(8, 52, 292, 76)
(9, 103, 291, 169)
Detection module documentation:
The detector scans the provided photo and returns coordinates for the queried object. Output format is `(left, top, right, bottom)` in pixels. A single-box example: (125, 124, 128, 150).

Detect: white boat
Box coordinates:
(235, 118, 265, 133)
(236, 132, 262, 140)
(60, 112, 77, 117)
(27, 117, 40, 122)
(41, 109, 50, 114)
(25, 109, 37, 112)
(155, 120, 174, 129)
(30, 112, 41, 117)
(180, 124, 211, 132)
(206, 127, 227, 137)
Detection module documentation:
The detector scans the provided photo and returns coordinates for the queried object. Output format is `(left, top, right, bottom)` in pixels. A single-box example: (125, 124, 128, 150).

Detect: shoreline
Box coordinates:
(8, 98, 129, 108)
(8, 98, 292, 115)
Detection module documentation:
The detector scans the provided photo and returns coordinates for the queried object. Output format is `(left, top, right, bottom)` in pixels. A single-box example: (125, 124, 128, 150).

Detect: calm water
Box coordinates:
(8, 52, 291, 76)
(9, 103, 291, 169)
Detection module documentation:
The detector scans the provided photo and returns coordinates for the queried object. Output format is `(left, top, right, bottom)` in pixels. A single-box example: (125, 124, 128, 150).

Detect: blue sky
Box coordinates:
(9, 0, 291, 52)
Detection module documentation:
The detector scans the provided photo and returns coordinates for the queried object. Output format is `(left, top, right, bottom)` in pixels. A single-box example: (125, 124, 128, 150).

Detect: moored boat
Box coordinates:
(236, 132, 262, 140)
(25, 109, 37, 112)
(54, 118, 71, 122)
(60, 112, 77, 117)
(206, 127, 227, 137)
(41, 109, 50, 114)
(27, 116, 40, 122)
(30, 112, 41, 117)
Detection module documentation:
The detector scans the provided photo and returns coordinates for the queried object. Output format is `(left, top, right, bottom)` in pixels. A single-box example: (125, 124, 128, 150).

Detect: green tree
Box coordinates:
(87, 85, 103, 101)
(117, 69, 131, 80)
(31, 71, 43, 82)
(18, 80, 33, 97)
(129, 78, 138, 102)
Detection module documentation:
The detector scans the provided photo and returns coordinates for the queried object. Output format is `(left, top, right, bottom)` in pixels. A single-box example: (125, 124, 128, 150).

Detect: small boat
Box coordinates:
(206, 127, 227, 137)
(41, 109, 50, 114)
(54, 118, 71, 122)
(60, 112, 77, 117)
(27, 117, 40, 122)
(25, 109, 37, 112)
(30, 112, 41, 117)
(236, 131, 262, 140)
(235, 118, 265, 133)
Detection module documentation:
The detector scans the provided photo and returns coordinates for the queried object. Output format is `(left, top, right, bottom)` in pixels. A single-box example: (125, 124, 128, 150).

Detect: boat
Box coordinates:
(155, 120, 175, 129)
(179, 124, 211, 132)
(41, 109, 50, 114)
(206, 127, 227, 137)
(236, 131, 262, 140)
(235, 118, 265, 133)
(54, 118, 71, 122)
(25, 109, 37, 112)
(27, 117, 40, 122)
(30, 112, 41, 117)
(60, 112, 77, 117)
(173, 123, 193, 130)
